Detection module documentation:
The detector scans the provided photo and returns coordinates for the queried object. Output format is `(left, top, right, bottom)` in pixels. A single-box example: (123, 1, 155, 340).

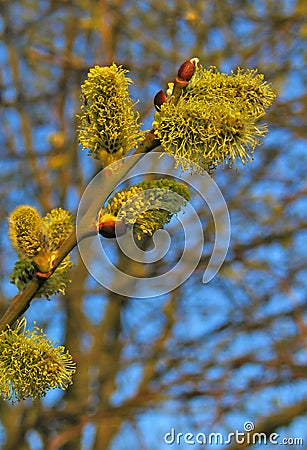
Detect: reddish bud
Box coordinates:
(154, 90, 167, 111)
(177, 59, 196, 81)
(36, 271, 52, 278)
(99, 219, 127, 239)
(174, 76, 189, 87)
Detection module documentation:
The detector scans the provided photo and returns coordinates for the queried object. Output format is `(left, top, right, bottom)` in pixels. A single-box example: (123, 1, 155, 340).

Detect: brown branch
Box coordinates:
(0, 129, 160, 332)
(0, 230, 79, 331)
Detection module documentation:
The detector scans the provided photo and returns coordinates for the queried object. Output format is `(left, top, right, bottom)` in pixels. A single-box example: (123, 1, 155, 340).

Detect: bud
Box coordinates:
(33, 250, 56, 276)
(99, 215, 127, 239)
(166, 82, 174, 97)
(154, 90, 167, 110)
(177, 59, 196, 81)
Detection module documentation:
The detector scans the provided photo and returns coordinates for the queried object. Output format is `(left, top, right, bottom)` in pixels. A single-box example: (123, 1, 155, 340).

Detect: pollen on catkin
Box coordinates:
(8, 205, 48, 258)
(99, 179, 190, 240)
(154, 64, 276, 173)
(77, 63, 144, 165)
(0, 318, 76, 402)
(42, 207, 75, 251)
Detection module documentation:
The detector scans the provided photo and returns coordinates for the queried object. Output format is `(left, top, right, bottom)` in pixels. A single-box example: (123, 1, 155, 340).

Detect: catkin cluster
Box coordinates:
(8, 206, 74, 298)
(154, 65, 276, 172)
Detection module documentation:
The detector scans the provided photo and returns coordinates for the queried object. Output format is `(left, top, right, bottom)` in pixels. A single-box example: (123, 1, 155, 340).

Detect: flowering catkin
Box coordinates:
(99, 178, 190, 240)
(77, 63, 144, 165)
(8, 206, 74, 298)
(0, 318, 76, 402)
(154, 65, 276, 172)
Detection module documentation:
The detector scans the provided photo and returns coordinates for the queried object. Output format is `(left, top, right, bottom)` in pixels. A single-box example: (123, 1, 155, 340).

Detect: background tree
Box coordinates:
(0, 0, 306, 449)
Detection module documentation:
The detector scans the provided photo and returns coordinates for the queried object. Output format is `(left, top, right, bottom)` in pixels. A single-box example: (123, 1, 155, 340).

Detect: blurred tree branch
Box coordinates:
(0, 0, 306, 448)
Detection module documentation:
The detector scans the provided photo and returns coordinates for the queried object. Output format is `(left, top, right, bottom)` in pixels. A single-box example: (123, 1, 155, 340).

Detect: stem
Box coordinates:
(0, 231, 80, 331)
(134, 129, 160, 154)
(0, 128, 160, 332)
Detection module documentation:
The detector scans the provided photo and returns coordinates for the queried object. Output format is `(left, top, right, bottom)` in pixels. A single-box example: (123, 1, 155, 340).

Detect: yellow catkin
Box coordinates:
(154, 64, 276, 172)
(0, 318, 76, 402)
(77, 63, 144, 166)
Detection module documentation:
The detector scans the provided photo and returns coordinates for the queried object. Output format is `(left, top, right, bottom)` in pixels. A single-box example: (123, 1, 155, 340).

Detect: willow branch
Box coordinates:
(133, 129, 160, 154)
(0, 129, 162, 332)
(0, 231, 79, 331)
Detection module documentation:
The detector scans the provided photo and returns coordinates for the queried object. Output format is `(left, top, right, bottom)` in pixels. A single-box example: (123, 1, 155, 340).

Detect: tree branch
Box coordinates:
(0, 129, 161, 332)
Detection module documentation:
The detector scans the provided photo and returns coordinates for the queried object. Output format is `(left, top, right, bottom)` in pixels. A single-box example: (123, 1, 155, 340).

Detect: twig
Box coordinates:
(0, 128, 161, 331)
